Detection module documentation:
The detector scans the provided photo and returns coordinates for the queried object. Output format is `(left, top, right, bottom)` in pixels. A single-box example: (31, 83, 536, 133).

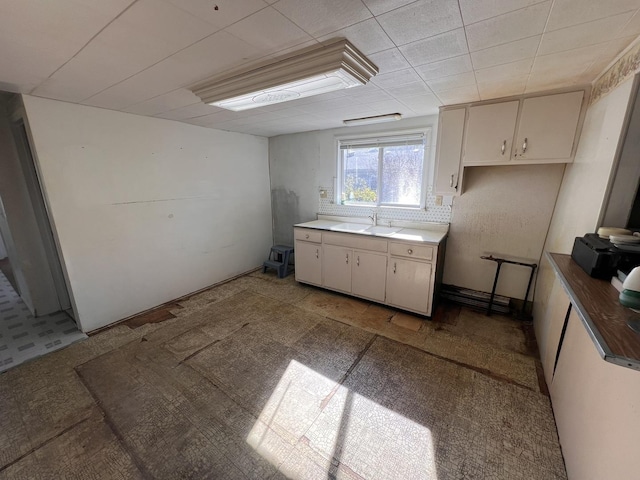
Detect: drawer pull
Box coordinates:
(357, 256, 360, 266)
(501, 140, 506, 155)
(315, 249, 319, 259)
(346, 253, 349, 264)
(305, 234, 309, 239)
(393, 262, 396, 274)
(407, 249, 413, 254)
(522, 137, 528, 154)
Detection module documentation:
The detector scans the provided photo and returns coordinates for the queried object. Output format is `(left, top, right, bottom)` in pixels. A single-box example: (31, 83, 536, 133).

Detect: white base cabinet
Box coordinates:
(293, 229, 322, 286)
(322, 244, 352, 293)
(386, 258, 432, 314)
(294, 227, 444, 316)
(352, 250, 387, 302)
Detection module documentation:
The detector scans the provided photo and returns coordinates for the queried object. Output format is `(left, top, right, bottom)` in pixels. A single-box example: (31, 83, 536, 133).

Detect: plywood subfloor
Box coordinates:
(0, 271, 565, 479)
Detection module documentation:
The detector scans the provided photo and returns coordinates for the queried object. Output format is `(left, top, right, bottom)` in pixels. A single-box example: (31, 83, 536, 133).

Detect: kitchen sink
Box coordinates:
(367, 226, 401, 236)
(331, 223, 370, 233)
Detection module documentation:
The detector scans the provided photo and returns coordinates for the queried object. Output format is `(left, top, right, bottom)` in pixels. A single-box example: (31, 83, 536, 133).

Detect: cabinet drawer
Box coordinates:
(389, 242, 433, 261)
(294, 228, 322, 243)
(323, 232, 388, 253)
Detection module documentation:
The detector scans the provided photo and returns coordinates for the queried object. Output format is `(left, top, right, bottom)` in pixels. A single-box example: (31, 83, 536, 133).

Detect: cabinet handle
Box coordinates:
(346, 253, 349, 264)
(305, 234, 309, 239)
(501, 140, 506, 155)
(407, 249, 413, 255)
(315, 249, 319, 259)
(393, 262, 396, 274)
(522, 137, 528, 154)
(357, 256, 360, 266)
(450, 174, 454, 188)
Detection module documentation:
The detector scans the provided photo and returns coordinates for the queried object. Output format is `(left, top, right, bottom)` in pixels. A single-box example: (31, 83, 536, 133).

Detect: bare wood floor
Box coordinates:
(0, 271, 565, 479)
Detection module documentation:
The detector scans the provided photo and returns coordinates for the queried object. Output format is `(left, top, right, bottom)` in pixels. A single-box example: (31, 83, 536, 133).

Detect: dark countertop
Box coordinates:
(547, 252, 640, 370)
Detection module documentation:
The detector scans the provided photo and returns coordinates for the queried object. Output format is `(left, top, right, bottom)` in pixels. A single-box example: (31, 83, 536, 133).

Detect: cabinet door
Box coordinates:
(352, 250, 387, 302)
(386, 258, 432, 314)
(294, 240, 322, 286)
(434, 108, 465, 195)
(536, 277, 571, 386)
(514, 91, 583, 161)
(463, 101, 519, 164)
(322, 244, 352, 293)
(550, 310, 640, 480)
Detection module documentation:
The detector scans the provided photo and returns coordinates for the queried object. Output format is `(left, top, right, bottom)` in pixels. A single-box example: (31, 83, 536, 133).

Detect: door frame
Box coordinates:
(8, 95, 79, 322)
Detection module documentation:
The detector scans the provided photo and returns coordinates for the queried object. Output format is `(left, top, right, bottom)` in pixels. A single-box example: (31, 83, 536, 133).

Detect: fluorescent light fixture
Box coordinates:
(191, 39, 378, 111)
(343, 113, 402, 126)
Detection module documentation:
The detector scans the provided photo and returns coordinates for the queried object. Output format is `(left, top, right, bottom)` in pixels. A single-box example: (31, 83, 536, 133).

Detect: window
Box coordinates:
(337, 131, 428, 208)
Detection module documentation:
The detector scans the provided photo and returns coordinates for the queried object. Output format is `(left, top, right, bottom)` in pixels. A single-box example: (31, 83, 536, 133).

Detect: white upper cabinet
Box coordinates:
(513, 91, 584, 161)
(434, 108, 465, 196)
(463, 101, 519, 165)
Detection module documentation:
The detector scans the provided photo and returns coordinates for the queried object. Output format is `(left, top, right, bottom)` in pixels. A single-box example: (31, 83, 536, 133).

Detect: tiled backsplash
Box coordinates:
(318, 184, 452, 223)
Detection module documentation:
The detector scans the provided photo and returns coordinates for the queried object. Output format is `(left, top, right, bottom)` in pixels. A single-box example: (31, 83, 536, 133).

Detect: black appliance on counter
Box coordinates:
(571, 233, 640, 278)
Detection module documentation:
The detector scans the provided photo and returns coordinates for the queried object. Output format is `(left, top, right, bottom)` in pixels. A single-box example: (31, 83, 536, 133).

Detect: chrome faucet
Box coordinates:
(368, 212, 377, 226)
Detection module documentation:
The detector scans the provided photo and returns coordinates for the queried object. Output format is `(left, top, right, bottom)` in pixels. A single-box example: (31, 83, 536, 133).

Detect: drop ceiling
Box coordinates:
(1, 0, 639, 137)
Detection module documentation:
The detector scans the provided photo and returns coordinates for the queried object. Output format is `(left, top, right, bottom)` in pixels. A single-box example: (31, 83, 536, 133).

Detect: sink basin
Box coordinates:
(331, 223, 370, 233)
(367, 226, 401, 236)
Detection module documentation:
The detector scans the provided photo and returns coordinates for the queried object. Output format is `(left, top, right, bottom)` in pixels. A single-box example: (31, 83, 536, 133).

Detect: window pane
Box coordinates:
(380, 144, 424, 206)
(341, 147, 378, 204)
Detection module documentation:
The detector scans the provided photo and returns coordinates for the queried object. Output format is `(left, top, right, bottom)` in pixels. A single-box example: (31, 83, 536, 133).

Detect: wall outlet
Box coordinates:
(434, 195, 443, 206)
(319, 189, 327, 199)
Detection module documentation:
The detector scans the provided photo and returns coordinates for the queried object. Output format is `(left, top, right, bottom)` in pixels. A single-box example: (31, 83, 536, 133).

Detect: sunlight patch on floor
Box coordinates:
(247, 359, 438, 479)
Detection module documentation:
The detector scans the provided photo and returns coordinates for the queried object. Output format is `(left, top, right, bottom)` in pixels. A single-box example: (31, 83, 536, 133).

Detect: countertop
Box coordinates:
(548, 252, 640, 370)
(294, 218, 449, 244)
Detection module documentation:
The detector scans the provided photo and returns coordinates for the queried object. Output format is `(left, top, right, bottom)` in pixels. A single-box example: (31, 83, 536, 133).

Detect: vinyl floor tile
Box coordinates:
(0, 271, 566, 479)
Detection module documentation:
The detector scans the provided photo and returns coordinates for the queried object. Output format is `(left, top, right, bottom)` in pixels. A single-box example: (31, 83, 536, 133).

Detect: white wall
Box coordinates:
(23, 96, 272, 332)
(270, 115, 565, 301)
(533, 78, 635, 322)
(0, 106, 60, 314)
(444, 164, 565, 300)
(269, 116, 440, 246)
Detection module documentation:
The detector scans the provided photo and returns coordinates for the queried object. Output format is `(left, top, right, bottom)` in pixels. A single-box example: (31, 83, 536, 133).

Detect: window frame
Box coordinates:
(335, 128, 431, 210)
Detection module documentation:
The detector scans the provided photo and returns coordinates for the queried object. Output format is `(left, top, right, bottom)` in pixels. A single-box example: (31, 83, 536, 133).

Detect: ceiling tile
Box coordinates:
(360, 0, 415, 16)
(164, 0, 268, 30)
(83, 31, 263, 110)
(474, 58, 533, 83)
(477, 76, 528, 100)
(0, 0, 135, 92)
(317, 18, 393, 55)
(122, 89, 201, 116)
(273, 0, 371, 37)
(33, 0, 217, 102)
(470, 36, 540, 69)
(539, 12, 634, 56)
(532, 44, 606, 75)
(459, 0, 546, 25)
(399, 28, 469, 66)
(368, 98, 413, 114)
(546, 0, 640, 31)
(402, 93, 442, 109)
(618, 10, 640, 38)
(398, 94, 441, 115)
(415, 55, 473, 80)
(155, 103, 223, 120)
(262, 40, 321, 60)
(436, 84, 480, 104)
(372, 68, 422, 88)
(368, 48, 411, 74)
(226, 7, 313, 52)
(383, 80, 433, 98)
(465, 2, 551, 51)
(377, 0, 463, 46)
(426, 71, 477, 92)
(581, 35, 639, 80)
